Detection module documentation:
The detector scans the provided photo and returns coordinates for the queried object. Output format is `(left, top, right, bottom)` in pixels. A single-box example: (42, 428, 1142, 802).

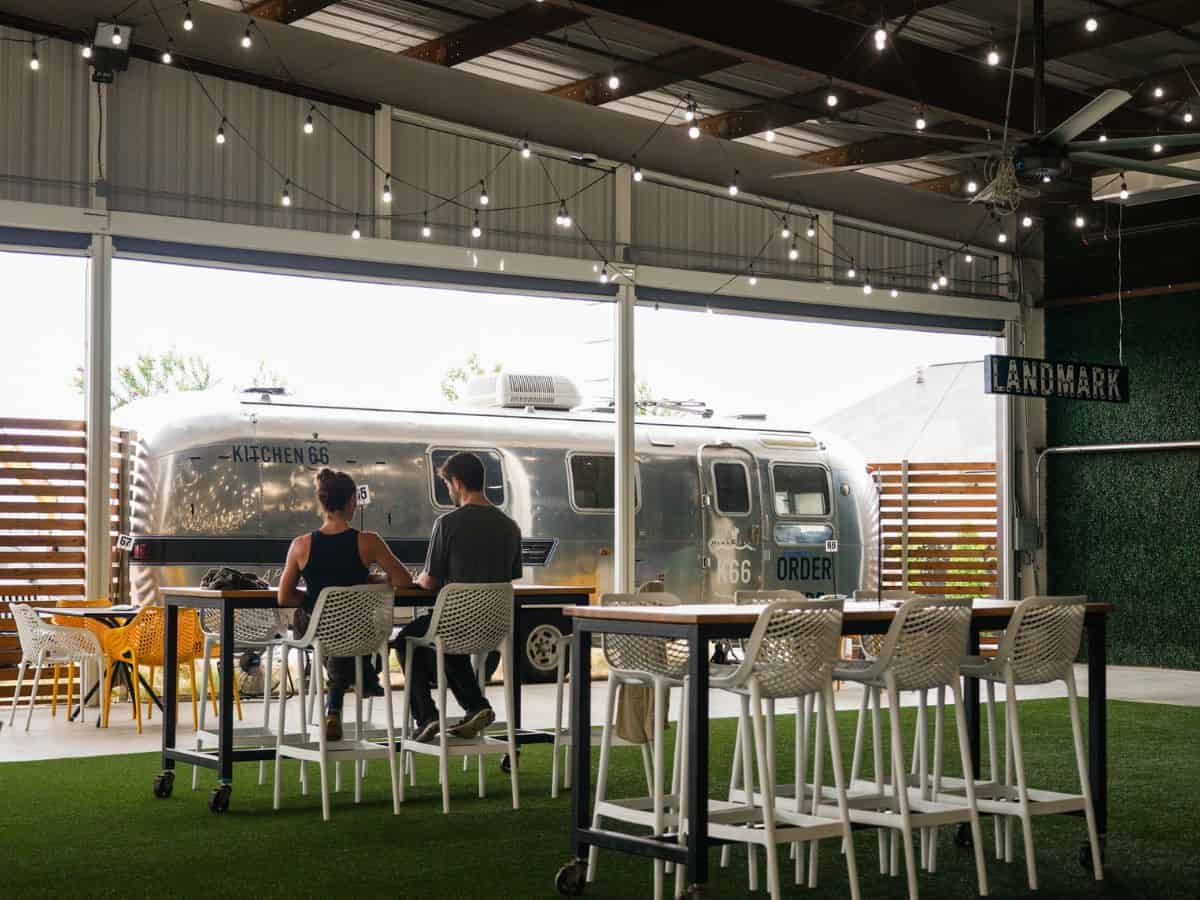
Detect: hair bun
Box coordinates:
(316, 467, 336, 485)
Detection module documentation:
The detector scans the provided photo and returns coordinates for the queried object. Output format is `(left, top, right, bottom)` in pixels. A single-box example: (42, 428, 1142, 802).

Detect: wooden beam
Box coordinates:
(548, 45, 739, 104)
(1043, 279, 1200, 307)
(690, 86, 884, 141)
(246, 1, 336, 25)
(402, 3, 587, 67)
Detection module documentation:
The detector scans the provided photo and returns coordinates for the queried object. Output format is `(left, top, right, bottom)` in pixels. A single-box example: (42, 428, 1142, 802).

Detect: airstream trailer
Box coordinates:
(120, 376, 880, 681)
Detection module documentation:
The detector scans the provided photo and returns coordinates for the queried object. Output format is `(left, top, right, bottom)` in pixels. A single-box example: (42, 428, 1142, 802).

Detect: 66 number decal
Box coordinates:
(717, 558, 754, 584)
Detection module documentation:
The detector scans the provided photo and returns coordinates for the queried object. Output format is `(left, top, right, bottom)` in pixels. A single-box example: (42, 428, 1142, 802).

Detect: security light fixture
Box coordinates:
(89, 22, 132, 83)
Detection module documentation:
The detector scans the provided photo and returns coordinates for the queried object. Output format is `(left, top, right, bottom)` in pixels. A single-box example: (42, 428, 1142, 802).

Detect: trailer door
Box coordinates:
(763, 462, 837, 596)
(699, 445, 763, 601)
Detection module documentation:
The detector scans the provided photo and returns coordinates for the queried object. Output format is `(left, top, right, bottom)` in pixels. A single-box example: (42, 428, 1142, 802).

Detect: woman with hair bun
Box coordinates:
(278, 467, 413, 740)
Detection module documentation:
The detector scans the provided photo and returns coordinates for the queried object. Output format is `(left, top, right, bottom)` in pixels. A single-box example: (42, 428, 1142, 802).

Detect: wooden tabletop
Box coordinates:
(566, 599, 1115, 625)
(161, 584, 593, 601)
(39, 605, 138, 618)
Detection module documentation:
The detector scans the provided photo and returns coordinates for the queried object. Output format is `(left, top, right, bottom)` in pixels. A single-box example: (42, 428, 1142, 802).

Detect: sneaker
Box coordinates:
(324, 712, 343, 743)
(413, 719, 440, 743)
(448, 707, 495, 739)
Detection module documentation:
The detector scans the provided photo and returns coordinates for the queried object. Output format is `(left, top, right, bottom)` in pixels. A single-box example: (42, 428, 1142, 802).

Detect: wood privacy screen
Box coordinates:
(872, 460, 1000, 598)
(0, 418, 134, 701)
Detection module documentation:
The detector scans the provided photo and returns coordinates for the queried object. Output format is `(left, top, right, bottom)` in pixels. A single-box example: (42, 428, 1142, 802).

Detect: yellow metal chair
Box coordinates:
(49, 599, 112, 719)
(100, 606, 204, 733)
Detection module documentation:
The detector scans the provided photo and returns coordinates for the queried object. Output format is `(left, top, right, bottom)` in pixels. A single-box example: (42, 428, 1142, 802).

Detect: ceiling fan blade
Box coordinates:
(771, 151, 988, 179)
(1069, 132, 1200, 153)
(1043, 89, 1132, 147)
(1071, 151, 1200, 183)
(805, 118, 994, 146)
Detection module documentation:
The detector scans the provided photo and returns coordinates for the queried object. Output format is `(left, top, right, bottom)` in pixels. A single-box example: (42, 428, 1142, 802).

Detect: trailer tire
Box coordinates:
(518, 608, 571, 685)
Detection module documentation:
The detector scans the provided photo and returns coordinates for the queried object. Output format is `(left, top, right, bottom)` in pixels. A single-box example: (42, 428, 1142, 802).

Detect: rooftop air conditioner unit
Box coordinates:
(462, 373, 582, 411)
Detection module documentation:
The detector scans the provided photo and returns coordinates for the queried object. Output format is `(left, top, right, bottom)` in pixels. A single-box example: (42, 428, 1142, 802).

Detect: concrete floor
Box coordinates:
(1, 664, 1195, 763)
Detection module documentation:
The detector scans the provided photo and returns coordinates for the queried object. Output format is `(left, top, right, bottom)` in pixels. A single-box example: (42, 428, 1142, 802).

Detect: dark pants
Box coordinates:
(293, 608, 380, 713)
(393, 615, 490, 726)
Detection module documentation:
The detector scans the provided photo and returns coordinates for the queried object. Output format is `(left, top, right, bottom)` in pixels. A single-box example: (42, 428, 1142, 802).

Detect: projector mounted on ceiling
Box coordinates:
(90, 22, 132, 84)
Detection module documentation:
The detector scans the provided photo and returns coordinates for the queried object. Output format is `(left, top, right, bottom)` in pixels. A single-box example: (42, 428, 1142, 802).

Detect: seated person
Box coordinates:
(278, 467, 413, 740)
(396, 451, 523, 742)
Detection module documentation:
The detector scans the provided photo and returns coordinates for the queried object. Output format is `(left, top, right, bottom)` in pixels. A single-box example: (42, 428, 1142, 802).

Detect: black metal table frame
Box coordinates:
(568, 611, 1109, 891)
(158, 588, 592, 803)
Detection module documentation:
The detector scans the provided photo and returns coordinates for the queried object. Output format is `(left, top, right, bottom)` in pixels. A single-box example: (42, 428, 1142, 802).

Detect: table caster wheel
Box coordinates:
(500, 751, 520, 775)
(954, 823, 973, 848)
(152, 771, 174, 799)
(1078, 838, 1105, 871)
(554, 859, 586, 896)
(209, 784, 231, 814)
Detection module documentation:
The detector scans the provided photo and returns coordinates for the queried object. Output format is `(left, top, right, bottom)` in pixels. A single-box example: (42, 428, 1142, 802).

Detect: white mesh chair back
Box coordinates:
(300, 585, 395, 657)
(995, 595, 1087, 685)
(598, 592, 688, 680)
(427, 582, 514, 655)
(199, 607, 286, 644)
(729, 597, 845, 699)
(11, 604, 100, 660)
(873, 596, 973, 691)
(11, 604, 49, 658)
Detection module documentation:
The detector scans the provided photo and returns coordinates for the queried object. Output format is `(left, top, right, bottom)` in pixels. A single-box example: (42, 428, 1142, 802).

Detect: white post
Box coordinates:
(89, 83, 108, 212)
(613, 282, 636, 594)
(85, 234, 113, 600)
(374, 105, 393, 239)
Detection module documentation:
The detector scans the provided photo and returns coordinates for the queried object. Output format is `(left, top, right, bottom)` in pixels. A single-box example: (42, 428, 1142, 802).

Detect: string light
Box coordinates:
(826, 84, 839, 107)
(964, 252, 973, 263)
(1098, 133, 1107, 142)
(874, 26, 887, 51)
(555, 203, 572, 228)
(183, 2, 194, 32)
(684, 94, 696, 122)
(280, 180, 292, 207)
(382, 178, 392, 204)
(1153, 85, 1164, 99)
(241, 22, 253, 49)
(471, 211, 482, 238)
(161, 40, 173, 65)
(351, 217, 361, 240)
(862, 269, 873, 294)
(632, 164, 643, 182)
(1042, 174, 1052, 183)
(421, 212, 432, 239)
(847, 260, 857, 279)
(747, 267, 757, 287)
(937, 263, 948, 287)
(1084, 17, 1098, 33)
(112, 26, 123, 46)
(303, 108, 314, 134)
(521, 140, 531, 159)
(788, 241, 799, 261)
(728, 170, 739, 196)
(599, 265, 610, 284)
(890, 288, 899, 298)
(764, 129, 776, 142)
(1185, 109, 1194, 124)
(930, 276, 940, 291)
(966, 179, 979, 194)
(1074, 213, 1086, 229)
(688, 124, 700, 139)
(607, 73, 620, 91)
(1153, 141, 1163, 154)
(29, 46, 39, 71)
(82, 44, 92, 59)
(1119, 176, 1129, 200)
(1021, 214, 1033, 228)
(479, 181, 489, 206)
(806, 217, 817, 239)
(998, 231, 1007, 244)
(915, 107, 927, 131)
(987, 44, 1000, 67)
(215, 119, 226, 145)
(780, 219, 791, 239)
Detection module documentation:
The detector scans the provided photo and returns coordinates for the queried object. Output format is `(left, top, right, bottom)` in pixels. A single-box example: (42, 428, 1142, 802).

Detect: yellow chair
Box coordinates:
(100, 606, 204, 734)
(49, 599, 112, 719)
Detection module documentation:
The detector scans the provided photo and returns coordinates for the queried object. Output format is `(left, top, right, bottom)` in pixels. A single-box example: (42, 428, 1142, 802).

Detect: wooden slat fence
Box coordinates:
(870, 460, 1000, 599)
(0, 418, 134, 702)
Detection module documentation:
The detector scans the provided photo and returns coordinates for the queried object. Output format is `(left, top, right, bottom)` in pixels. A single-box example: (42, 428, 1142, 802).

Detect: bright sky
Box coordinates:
(1, 250, 996, 438)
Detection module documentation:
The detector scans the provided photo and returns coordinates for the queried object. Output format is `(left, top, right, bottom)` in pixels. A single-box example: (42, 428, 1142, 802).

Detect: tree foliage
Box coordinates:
(73, 350, 214, 410)
(441, 353, 502, 402)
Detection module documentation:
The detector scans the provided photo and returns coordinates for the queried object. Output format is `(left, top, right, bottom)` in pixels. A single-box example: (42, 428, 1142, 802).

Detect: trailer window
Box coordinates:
(774, 523, 835, 546)
(772, 465, 830, 516)
(430, 449, 505, 507)
(568, 455, 640, 511)
(712, 462, 751, 515)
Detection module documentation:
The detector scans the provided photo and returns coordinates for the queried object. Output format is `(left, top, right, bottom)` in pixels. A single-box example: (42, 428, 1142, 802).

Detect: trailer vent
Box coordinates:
(462, 373, 582, 411)
(521, 538, 558, 567)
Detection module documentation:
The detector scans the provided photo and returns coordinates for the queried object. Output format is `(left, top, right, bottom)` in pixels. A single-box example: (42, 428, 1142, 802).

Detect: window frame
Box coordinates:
(768, 461, 833, 520)
(710, 459, 754, 517)
(426, 446, 508, 510)
(565, 451, 641, 515)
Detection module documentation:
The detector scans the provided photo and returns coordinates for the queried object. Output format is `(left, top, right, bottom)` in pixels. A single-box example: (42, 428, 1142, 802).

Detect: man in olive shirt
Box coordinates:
(397, 451, 523, 741)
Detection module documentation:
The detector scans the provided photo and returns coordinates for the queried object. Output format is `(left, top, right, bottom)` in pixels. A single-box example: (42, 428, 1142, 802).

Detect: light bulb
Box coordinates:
(764, 129, 776, 142)
(82, 44, 93, 59)
(847, 265, 857, 279)
(874, 27, 887, 51)
(1119, 181, 1129, 200)
(826, 91, 838, 108)
(965, 253, 973, 263)
(1153, 142, 1163, 154)
(915, 112, 927, 131)
(788, 244, 799, 261)
(161, 42, 173, 65)
(684, 107, 695, 122)
(890, 288, 899, 298)
(1043, 174, 1052, 183)
(29, 49, 39, 71)
(688, 125, 700, 139)
(1098, 133, 1107, 142)
(281, 182, 291, 207)
(112, 27, 123, 46)
(215, 121, 226, 145)
(748, 272, 757, 286)
(987, 46, 1000, 66)
(998, 232, 1007, 243)
(938, 271, 948, 287)
(807, 219, 817, 239)
(471, 214, 482, 239)
(863, 282, 872, 295)
(479, 182, 489, 206)
(1153, 86, 1164, 99)
(421, 224, 432, 238)
(607, 74, 620, 90)
(521, 141, 531, 159)
(1186, 111, 1194, 124)
(633, 166, 643, 182)
(183, 9, 194, 32)
(728, 171, 739, 196)
(1085, 17, 1098, 33)
(351, 220, 361, 240)
(780, 221, 791, 239)
(1074, 214, 1085, 229)
(303, 111, 314, 134)
(931, 280, 940, 291)
(599, 266, 609, 284)
(242, 30, 252, 48)
(1022, 215, 1033, 228)
(382, 180, 392, 204)
(966, 179, 979, 194)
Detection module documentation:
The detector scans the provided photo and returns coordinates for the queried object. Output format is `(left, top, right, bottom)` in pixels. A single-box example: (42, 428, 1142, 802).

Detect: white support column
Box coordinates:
(614, 163, 632, 262)
(613, 282, 636, 594)
(88, 83, 108, 212)
(816, 210, 835, 281)
(374, 105, 393, 239)
(85, 234, 113, 600)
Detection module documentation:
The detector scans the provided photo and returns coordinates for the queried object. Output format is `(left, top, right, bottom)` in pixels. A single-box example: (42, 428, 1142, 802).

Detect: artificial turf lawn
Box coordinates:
(1, 698, 1197, 899)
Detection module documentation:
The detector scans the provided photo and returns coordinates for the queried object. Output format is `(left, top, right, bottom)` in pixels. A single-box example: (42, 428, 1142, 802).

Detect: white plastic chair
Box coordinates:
(272, 585, 399, 821)
(695, 597, 861, 900)
(7, 604, 104, 730)
(833, 596, 989, 900)
(587, 591, 689, 900)
(950, 595, 1103, 887)
(192, 606, 287, 790)
(398, 582, 520, 815)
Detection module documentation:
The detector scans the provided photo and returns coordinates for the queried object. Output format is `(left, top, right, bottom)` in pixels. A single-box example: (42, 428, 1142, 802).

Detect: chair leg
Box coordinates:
(130, 658, 144, 735)
(296, 651, 309, 795)
(188, 661, 199, 731)
(379, 640, 400, 816)
(436, 643, 451, 815)
(985, 679, 1003, 861)
(354, 658, 364, 805)
(101, 660, 115, 728)
(1006, 674, 1036, 891)
(587, 675, 620, 882)
(315, 644, 332, 822)
(750, 681, 781, 900)
(1065, 669, 1103, 881)
(929, 685, 945, 873)
(260, 644, 273, 786)
(52, 664, 61, 717)
(399, 641, 416, 803)
(144, 666, 154, 721)
(9, 659, 27, 726)
(951, 677, 989, 896)
(849, 686, 869, 784)
(25, 653, 45, 731)
(651, 678, 667, 900)
(505, 635, 521, 811)
(738, 693, 759, 893)
(232, 660, 243, 721)
(884, 675, 919, 900)
(808, 686, 826, 887)
(795, 692, 811, 885)
(273, 646, 289, 810)
(916, 690, 929, 870)
(552, 644, 566, 799)
(673, 677, 690, 900)
(870, 685, 888, 875)
(824, 683, 862, 900)
(720, 712, 744, 869)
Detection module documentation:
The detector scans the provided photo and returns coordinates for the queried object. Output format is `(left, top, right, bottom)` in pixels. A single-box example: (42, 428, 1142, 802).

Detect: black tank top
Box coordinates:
(299, 528, 369, 612)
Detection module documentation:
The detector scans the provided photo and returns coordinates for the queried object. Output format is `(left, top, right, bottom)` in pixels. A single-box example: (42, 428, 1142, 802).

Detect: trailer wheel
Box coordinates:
(517, 608, 571, 685)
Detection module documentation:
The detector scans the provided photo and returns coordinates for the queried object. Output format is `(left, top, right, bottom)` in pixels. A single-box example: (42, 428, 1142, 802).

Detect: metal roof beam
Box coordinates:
(569, 0, 1161, 136)
(548, 45, 740, 104)
(246, 1, 336, 25)
(402, 2, 587, 67)
(801, 122, 983, 168)
(821, 1, 952, 25)
(691, 87, 885, 141)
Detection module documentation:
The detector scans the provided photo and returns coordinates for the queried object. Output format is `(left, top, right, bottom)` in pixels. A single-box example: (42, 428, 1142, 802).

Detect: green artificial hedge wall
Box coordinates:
(1044, 291, 1200, 670)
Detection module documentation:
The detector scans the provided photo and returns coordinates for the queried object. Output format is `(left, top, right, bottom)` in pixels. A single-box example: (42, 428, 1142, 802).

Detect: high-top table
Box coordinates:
(556, 599, 1115, 897)
(153, 584, 591, 813)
